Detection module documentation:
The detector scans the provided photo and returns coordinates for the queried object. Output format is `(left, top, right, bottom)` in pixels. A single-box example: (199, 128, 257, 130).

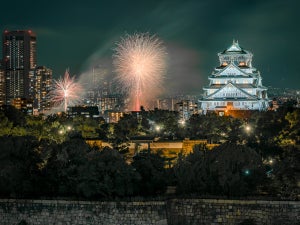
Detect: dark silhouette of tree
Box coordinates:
(77, 147, 140, 198)
(0, 112, 13, 135)
(132, 151, 167, 195)
(277, 109, 300, 145)
(146, 109, 180, 139)
(186, 113, 244, 143)
(72, 116, 100, 139)
(175, 143, 266, 196)
(41, 137, 89, 197)
(111, 113, 139, 148)
(174, 144, 218, 194)
(271, 145, 300, 199)
(2, 105, 26, 127)
(0, 136, 42, 198)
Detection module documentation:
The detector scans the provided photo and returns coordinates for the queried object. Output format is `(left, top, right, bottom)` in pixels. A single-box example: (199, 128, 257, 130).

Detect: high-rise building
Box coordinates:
(0, 64, 4, 106)
(34, 66, 52, 113)
(2, 30, 37, 105)
(175, 100, 198, 121)
(97, 94, 121, 114)
(199, 40, 269, 115)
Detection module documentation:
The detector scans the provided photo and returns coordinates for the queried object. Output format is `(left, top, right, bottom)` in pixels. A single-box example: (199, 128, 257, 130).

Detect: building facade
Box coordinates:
(11, 98, 33, 115)
(33, 66, 52, 113)
(0, 67, 4, 106)
(199, 40, 269, 114)
(2, 30, 37, 105)
(175, 100, 198, 121)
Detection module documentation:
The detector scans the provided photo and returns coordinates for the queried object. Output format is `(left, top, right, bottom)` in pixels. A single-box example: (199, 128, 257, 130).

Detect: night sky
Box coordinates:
(1, 0, 299, 94)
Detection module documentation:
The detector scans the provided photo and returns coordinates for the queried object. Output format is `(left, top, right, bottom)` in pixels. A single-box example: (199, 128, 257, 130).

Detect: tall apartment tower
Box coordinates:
(0, 61, 4, 106)
(34, 66, 52, 113)
(2, 30, 37, 105)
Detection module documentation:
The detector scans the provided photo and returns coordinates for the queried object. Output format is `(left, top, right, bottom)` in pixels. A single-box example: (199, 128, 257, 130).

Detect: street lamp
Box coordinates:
(179, 119, 185, 127)
(245, 125, 251, 132)
(155, 125, 161, 132)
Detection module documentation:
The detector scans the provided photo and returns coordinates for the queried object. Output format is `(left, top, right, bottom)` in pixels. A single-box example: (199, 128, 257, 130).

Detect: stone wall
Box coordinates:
(0, 198, 299, 225)
(167, 199, 300, 225)
(0, 200, 167, 225)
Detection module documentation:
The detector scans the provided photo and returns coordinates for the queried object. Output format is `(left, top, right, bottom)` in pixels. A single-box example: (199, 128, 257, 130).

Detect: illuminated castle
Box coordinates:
(199, 40, 269, 114)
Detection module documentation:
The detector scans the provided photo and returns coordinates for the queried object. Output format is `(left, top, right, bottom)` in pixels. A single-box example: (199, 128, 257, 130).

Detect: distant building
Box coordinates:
(11, 98, 33, 115)
(157, 98, 176, 111)
(157, 95, 199, 112)
(0, 67, 4, 106)
(2, 30, 37, 105)
(107, 111, 124, 123)
(97, 95, 121, 114)
(33, 66, 52, 113)
(67, 106, 99, 118)
(175, 100, 198, 120)
(199, 40, 269, 115)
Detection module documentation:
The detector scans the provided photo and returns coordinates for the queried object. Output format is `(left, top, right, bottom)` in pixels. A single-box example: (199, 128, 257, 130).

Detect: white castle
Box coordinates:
(199, 40, 269, 114)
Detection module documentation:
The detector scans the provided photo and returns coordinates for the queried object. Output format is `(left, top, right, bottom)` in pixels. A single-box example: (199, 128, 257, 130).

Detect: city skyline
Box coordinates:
(0, 0, 299, 94)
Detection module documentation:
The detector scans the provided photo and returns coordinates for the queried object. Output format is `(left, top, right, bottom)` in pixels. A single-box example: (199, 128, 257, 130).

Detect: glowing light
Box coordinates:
(244, 169, 250, 176)
(113, 33, 167, 111)
(245, 125, 251, 132)
(155, 125, 161, 132)
(50, 70, 83, 112)
(179, 119, 185, 126)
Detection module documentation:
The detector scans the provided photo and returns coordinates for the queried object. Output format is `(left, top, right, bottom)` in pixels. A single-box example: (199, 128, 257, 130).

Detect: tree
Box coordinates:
(77, 147, 140, 198)
(174, 143, 266, 196)
(25, 116, 48, 141)
(278, 109, 300, 145)
(146, 109, 180, 139)
(210, 143, 266, 196)
(72, 116, 100, 139)
(174, 144, 218, 194)
(271, 145, 300, 199)
(0, 136, 42, 198)
(2, 105, 26, 127)
(0, 112, 13, 136)
(110, 113, 139, 152)
(186, 113, 244, 143)
(249, 110, 287, 146)
(132, 151, 167, 195)
(41, 137, 89, 197)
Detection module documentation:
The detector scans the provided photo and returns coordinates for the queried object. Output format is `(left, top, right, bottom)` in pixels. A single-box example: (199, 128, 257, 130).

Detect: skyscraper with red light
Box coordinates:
(2, 30, 37, 105)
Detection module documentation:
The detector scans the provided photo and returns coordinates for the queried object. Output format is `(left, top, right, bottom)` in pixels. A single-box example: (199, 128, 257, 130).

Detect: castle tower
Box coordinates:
(199, 40, 269, 115)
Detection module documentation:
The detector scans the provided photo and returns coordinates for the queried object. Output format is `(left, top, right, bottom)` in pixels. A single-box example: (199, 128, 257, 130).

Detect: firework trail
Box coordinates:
(50, 70, 83, 112)
(113, 33, 167, 111)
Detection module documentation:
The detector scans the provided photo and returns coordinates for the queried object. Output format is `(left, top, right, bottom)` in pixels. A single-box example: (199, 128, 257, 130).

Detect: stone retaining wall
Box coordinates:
(0, 200, 166, 225)
(167, 199, 300, 225)
(0, 198, 299, 225)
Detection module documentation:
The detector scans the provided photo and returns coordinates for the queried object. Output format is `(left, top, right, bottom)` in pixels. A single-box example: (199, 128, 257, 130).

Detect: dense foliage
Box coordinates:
(175, 143, 266, 196)
(0, 106, 299, 199)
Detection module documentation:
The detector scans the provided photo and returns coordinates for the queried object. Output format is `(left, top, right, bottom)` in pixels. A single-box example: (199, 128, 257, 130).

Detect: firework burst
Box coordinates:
(113, 33, 167, 111)
(50, 70, 83, 112)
